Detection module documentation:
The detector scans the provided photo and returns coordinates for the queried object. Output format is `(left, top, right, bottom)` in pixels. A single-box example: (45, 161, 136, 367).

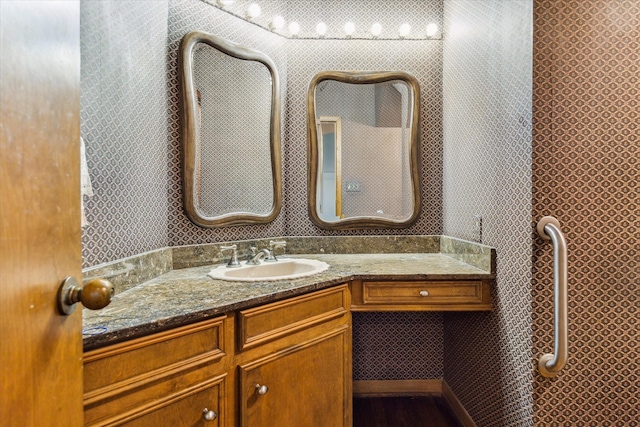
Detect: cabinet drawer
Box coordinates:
(360, 280, 490, 308)
(238, 285, 349, 350)
(85, 371, 226, 427)
(84, 316, 226, 398)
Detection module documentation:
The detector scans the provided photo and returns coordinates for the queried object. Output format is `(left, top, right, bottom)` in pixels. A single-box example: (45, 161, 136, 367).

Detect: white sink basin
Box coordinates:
(208, 258, 329, 282)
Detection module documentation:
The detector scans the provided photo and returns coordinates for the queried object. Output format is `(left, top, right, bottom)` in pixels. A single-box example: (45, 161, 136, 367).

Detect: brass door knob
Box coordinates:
(57, 276, 114, 315)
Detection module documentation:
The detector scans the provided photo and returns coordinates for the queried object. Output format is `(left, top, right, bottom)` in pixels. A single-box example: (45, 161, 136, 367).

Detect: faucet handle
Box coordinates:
(267, 240, 287, 261)
(247, 246, 257, 262)
(220, 245, 241, 268)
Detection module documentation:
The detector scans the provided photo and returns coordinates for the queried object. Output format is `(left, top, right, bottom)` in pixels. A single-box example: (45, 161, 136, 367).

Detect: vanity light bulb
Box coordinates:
(399, 23, 411, 38)
(426, 22, 438, 37)
(344, 21, 355, 37)
(271, 15, 285, 31)
(246, 3, 261, 19)
(370, 22, 382, 37)
(316, 22, 327, 37)
(288, 21, 300, 36)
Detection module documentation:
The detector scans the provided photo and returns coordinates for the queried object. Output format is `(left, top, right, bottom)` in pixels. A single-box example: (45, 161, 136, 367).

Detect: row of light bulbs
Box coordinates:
(216, 0, 440, 39)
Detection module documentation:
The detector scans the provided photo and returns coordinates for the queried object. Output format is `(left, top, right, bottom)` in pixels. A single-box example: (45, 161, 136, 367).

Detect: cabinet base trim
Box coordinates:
(442, 380, 477, 427)
(352, 379, 442, 396)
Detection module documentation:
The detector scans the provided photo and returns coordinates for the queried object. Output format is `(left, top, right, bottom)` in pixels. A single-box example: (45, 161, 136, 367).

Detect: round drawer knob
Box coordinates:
(202, 408, 217, 421)
(419, 290, 430, 297)
(256, 384, 269, 395)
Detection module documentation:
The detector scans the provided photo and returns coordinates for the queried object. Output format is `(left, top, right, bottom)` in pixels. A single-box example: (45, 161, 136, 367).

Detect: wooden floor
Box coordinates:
(353, 396, 462, 427)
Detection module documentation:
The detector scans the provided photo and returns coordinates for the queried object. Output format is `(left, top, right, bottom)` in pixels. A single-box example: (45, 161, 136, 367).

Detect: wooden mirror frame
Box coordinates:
(179, 31, 282, 227)
(307, 71, 421, 230)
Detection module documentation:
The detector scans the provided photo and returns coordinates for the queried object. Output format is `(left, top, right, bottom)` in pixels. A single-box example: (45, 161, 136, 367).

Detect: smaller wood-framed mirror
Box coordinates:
(308, 71, 421, 230)
(179, 31, 281, 227)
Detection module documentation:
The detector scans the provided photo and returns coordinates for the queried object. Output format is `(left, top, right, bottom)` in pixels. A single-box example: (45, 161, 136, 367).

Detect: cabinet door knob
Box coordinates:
(255, 384, 269, 395)
(57, 277, 114, 315)
(419, 290, 430, 297)
(202, 408, 217, 421)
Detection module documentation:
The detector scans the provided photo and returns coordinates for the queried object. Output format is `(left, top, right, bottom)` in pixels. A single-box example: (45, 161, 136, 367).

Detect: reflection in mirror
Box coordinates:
(317, 117, 342, 221)
(308, 71, 420, 229)
(180, 31, 281, 227)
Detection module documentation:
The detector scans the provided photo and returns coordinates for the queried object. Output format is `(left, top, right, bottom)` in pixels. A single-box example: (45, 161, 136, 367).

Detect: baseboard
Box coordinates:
(353, 379, 442, 397)
(442, 380, 477, 427)
(353, 379, 476, 427)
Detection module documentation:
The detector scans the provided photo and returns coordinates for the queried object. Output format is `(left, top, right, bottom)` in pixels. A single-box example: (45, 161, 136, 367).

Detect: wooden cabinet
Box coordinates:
(82, 278, 490, 425)
(235, 285, 351, 427)
(83, 316, 230, 426)
(84, 285, 351, 427)
(350, 279, 492, 311)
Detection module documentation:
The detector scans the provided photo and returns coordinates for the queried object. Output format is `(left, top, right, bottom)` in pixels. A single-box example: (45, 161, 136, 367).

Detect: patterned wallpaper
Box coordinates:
(441, 0, 534, 425)
(80, 1, 170, 267)
(353, 312, 444, 381)
(532, 1, 638, 425)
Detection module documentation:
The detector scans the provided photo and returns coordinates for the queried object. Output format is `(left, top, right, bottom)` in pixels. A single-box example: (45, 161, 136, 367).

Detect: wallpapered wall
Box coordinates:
(80, 0, 637, 425)
(284, 37, 443, 236)
(166, 0, 289, 246)
(81, 0, 170, 267)
(279, 2, 446, 381)
(532, 1, 638, 425)
(81, 0, 444, 265)
(442, 1, 534, 425)
(81, 0, 447, 384)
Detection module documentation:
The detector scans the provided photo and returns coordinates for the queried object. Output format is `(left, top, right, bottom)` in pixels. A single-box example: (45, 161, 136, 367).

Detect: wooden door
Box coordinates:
(238, 328, 351, 427)
(0, 2, 82, 426)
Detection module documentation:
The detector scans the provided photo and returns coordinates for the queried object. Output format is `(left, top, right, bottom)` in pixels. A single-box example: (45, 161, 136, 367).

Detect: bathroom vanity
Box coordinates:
(82, 240, 494, 427)
(84, 285, 351, 427)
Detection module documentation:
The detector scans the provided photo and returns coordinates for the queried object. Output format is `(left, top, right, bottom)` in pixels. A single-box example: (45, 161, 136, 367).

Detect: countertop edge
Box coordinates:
(82, 275, 352, 351)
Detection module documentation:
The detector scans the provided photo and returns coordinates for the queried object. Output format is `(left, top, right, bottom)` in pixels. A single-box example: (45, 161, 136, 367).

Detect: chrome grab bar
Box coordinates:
(536, 216, 568, 377)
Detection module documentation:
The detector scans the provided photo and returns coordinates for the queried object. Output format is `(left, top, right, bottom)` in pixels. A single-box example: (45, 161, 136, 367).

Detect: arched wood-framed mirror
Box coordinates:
(179, 31, 282, 227)
(307, 71, 421, 230)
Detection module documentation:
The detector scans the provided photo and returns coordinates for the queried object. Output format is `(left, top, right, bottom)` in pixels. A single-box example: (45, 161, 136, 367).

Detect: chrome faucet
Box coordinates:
(247, 247, 271, 265)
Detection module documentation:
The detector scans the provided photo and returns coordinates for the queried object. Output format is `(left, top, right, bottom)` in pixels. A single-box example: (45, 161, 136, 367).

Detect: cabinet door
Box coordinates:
(239, 327, 350, 427)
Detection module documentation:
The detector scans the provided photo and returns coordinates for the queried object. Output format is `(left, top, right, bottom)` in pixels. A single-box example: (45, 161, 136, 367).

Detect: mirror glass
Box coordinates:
(180, 31, 281, 227)
(308, 72, 421, 229)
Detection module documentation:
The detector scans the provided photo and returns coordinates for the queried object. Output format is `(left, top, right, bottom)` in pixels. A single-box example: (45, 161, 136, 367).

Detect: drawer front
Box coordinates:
(238, 285, 349, 350)
(362, 281, 485, 305)
(84, 316, 226, 397)
(86, 372, 226, 427)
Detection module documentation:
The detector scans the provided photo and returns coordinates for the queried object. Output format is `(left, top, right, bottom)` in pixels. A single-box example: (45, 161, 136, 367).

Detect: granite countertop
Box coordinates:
(82, 253, 493, 351)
